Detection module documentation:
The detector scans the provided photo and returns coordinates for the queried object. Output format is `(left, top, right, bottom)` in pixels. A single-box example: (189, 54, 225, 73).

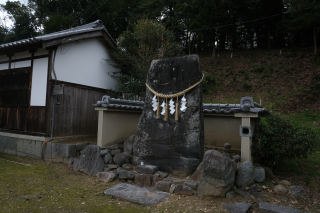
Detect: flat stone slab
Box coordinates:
(234, 189, 252, 199)
(223, 202, 252, 213)
(104, 183, 169, 206)
(252, 192, 266, 199)
(259, 202, 300, 213)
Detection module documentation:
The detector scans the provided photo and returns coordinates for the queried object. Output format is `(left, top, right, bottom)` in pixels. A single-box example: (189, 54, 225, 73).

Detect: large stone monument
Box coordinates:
(132, 55, 204, 176)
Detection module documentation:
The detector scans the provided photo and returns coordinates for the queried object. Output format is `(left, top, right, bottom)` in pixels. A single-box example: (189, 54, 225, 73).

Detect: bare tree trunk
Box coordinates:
(268, 22, 271, 49)
(212, 32, 216, 62)
(196, 34, 198, 54)
(314, 24, 317, 56)
(188, 32, 191, 55)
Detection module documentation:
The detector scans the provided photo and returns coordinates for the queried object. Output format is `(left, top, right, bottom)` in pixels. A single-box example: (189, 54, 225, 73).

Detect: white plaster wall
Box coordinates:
(12, 60, 31, 69)
(0, 54, 9, 62)
(14, 51, 31, 59)
(0, 63, 8, 70)
(54, 39, 118, 90)
(30, 58, 48, 106)
(34, 48, 49, 56)
(0, 55, 9, 70)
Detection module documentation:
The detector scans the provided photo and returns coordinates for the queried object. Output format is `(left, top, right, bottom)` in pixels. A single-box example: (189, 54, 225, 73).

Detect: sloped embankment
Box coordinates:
(200, 48, 320, 113)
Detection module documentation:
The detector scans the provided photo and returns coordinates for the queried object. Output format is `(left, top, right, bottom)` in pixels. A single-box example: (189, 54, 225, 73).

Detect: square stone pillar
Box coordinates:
(235, 112, 259, 163)
(241, 117, 253, 162)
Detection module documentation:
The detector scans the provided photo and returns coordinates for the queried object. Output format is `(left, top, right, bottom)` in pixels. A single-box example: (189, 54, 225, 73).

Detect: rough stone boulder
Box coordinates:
(113, 152, 130, 166)
(155, 181, 171, 192)
(118, 170, 136, 180)
(97, 172, 117, 182)
(174, 184, 194, 196)
(197, 150, 236, 197)
(124, 135, 134, 154)
(132, 55, 204, 176)
(254, 167, 265, 183)
(236, 161, 255, 187)
(73, 145, 104, 175)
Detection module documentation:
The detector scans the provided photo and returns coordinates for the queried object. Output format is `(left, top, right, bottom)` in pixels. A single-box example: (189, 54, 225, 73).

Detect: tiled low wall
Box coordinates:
(0, 132, 77, 162)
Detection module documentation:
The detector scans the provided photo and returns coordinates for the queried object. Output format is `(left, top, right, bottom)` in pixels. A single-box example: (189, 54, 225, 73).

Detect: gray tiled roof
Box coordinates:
(93, 96, 269, 114)
(0, 20, 116, 49)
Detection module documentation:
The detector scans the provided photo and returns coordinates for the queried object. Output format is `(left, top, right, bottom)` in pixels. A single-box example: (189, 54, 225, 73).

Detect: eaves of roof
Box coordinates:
(0, 20, 116, 51)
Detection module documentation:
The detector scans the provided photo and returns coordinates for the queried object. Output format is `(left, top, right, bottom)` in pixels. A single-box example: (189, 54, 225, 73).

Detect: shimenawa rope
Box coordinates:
(146, 74, 204, 121)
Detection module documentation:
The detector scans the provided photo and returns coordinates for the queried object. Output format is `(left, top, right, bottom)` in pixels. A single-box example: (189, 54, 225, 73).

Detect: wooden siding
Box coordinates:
(0, 107, 46, 134)
(51, 83, 106, 137)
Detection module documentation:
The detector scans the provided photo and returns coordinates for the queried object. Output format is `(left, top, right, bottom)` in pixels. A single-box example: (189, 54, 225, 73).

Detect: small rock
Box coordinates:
(155, 181, 171, 192)
(118, 170, 135, 180)
(155, 171, 168, 178)
(113, 167, 123, 175)
(100, 149, 109, 156)
(103, 152, 112, 164)
(259, 202, 300, 213)
(135, 174, 161, 187)
(262, 185, 267, 189)
(113, 152, 130, 166)
(184, 181, 198, 190)
(274, 184, 288, 195)
(224, 143, 232, 149)
(289, 186, 306, 197)
(226, 191, 237, 199)
(279, 180, 291, 186)
(252, 192, 266, 198)
(249, 184, 262, 193)
(174, 184, 193, 196)
(109, 145, 120, 150)
(234, 189, 252, 199)
(233, 155, 241, 163)
(241, 186, 250, 191)
(172, 179, 186, 184)
(68, 158, 75, 165)
(76, 142, 89, 151)
(123, 135, 134, 154)
(122, 164, 133, 170)
(103, 167, 110, 172)
(127, 180, 133, 184)
(264, 167, 274, 179)
(110, 149, 121, 156)
(163, 177, 179, 182)
(237, 161, 255, 187)
(97, 172, 117, 182)
(223, 202, 252, 213)
(134, 165, 159, 174)
(108, 164, 118, 170)
(169, 184, 176, 194)
(254, 167, 265, 182)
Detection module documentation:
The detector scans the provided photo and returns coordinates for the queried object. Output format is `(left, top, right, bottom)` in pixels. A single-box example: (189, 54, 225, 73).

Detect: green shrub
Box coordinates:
(252, 112, 320, 167)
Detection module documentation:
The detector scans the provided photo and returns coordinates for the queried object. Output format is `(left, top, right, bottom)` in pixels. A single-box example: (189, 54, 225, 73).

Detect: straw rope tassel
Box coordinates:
(175, 96, 179, 121)
(156, 96, 160, 118)
(164, 98, 168, 121)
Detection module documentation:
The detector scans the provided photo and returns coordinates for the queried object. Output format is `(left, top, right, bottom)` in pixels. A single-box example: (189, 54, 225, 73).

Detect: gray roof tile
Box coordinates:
(93, 96, 269, 114)
(0, 20, 116, 49)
